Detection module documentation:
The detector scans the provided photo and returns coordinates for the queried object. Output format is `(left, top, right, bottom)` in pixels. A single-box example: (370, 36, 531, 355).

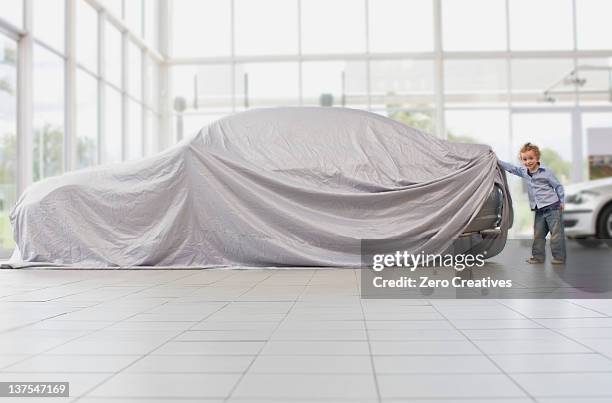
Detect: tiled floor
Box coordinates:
(0, 268, 612, 402)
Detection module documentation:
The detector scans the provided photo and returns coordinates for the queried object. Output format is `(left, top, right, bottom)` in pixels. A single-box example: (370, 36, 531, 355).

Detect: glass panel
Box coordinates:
(33, 0, 65, 52)
(510, 113, 572, 235)
(127, 100, 142, 160)
(511, 58, 576, 105)
(301, 0, 366, 54)
(172, 0, 231, 57)
(582, 112, 612, 180)
(144, 0, 158, 48)
(369, 0, 433, 52)
(76, 0, 98, 73)
(105, 22, 122, 88)
(509, 0, 573, 50)
(172, 65, 232, 113)
(445, 110, 511, 161)
(301, 61, 367, 107)
(144, 56, 158, 110)
(370, 60, 435, 109)
(100, 0, 122, 17)
(76, 69, 98, 169)
(171, 65, 198, 113)
(194, 65, 232, 112)
(382, 109, 437, 135)
(174, 114, 226, 141)
(0, 34, 18, 254)
(125, 0, 143, 36)
(442, 0, 506, 51)
(104, 85, 122, 162)
(33, 45, 64, 182)
(576, 0, 612, 50)
(235, 0, 297, 55)
(445, 59, 508, 106)
(0, 0, 23, 29)
(235, 62, 299, 107)
(144, 110, 158, 156)
(576, 58, 612, 105)
(128, 42, 142, 99)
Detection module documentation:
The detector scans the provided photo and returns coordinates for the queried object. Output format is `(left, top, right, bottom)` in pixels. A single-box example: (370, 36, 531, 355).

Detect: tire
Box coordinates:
(596, 203, 612, 247)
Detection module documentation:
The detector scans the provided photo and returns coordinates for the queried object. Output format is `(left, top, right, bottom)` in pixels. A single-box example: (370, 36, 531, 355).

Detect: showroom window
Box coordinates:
(301, 0, 366, 54)
(172, 0, 231, 58)
(444, 59, 508, 106)
(302, 61, 368, 108)
(0, 33, 18, 254)
(76, 69, 98, 169)
(234, 0, 298, 56)
(104, 85, 123, 163)
(33, 45, 65, 182)
(235, 62, 300, 108)
(442, 0, 507, 51)
(33, 0, 65, 53)
(370, 60, 435, 110)
(104, 22, 123, 89)
(0, 0, 23, 29)
(576, 0, 612, 50)
(509, 0, 574, 50)
(511, 58, 576, 105)
(369, 0, 434, 52)
(76, 0, 98, 74)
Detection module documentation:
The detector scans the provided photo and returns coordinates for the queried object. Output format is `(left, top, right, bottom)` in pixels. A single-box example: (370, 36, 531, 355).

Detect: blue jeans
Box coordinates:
(533, 208, 566, 262)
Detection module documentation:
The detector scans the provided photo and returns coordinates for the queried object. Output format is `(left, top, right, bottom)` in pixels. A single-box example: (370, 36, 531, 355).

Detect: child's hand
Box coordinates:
(560, 203, 564, 212)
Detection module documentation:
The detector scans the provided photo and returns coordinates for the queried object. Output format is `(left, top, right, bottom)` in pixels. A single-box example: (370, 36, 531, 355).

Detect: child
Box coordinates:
(499, 142, 566, 264)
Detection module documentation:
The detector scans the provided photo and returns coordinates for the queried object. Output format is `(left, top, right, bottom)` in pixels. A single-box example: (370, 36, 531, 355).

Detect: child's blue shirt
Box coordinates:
(498, 161, 565, 210)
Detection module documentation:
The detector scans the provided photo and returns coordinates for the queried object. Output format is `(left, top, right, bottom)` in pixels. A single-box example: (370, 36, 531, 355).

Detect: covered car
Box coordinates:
(9, 107, 513, 267)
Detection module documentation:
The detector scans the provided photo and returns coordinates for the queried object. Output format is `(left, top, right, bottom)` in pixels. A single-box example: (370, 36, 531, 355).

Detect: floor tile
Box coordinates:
(511, 373, 612, 397)
(373, 355, 500, 374)
(126, 355, 254, 373)
(87, 373, 240, 398)
(368, 329, 465, 341)
(370, 340, 481, 355)
(231, 374, 377, 399)
(260, 341, 370, 355)
(249, 355, 372, 373)
(490, 353, 612, 373)
(378, 374, 527, 398)
(4, 354, 140, 373)
(153, 341, 265, 355)
(474, 339, 591, 354)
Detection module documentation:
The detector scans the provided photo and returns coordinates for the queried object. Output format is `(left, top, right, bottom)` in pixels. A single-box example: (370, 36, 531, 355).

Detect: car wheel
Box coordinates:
(575, 238, 603, 248)
(596, 204, 612, 247)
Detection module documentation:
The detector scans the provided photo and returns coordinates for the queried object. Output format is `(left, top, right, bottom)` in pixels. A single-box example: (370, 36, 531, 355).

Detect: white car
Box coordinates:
(564, 177, 612, 245)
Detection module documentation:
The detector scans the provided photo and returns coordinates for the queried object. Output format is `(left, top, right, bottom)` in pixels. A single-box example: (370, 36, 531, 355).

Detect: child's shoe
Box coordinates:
(551, 259, 565, 265)
(526, 257, 544, 264)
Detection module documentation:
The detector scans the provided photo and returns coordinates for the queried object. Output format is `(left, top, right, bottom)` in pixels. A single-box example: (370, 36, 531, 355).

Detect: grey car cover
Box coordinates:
(9, 107, 512, 267)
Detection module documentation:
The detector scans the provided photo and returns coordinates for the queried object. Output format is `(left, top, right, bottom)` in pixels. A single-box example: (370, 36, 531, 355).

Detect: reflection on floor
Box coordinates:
(1, 268, 612, 402)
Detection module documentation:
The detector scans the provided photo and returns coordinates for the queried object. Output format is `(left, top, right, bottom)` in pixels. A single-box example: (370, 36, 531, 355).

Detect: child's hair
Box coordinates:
(519, 142, 541, 160)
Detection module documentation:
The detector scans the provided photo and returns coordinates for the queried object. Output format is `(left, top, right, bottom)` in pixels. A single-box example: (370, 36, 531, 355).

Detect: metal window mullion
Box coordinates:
(65, 0, 76, 172)
(297, 0, 302, 106)
(0, 16, 26, 39)
(121, 30, 128, 161)
(230, 0, 236, 111)
(158, 0, 171, 150)
(365, 0, 371, 111)
(141, 48, 147, 156)
(570, 0, 583, 182)
(505, 0, 513, 160)
(98, 11, 106, 165)
(17, 0, 34, 195)
(433, 0, 445, 138)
